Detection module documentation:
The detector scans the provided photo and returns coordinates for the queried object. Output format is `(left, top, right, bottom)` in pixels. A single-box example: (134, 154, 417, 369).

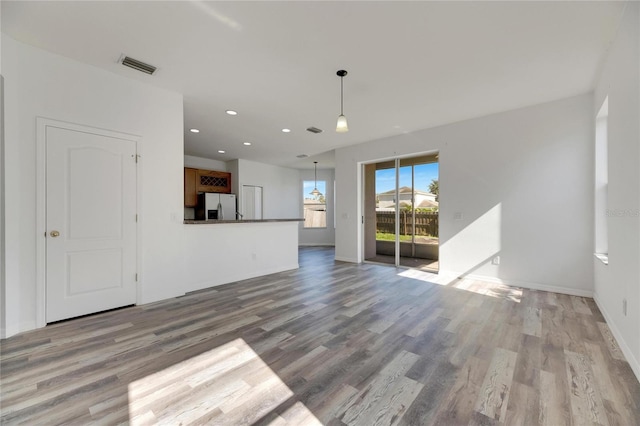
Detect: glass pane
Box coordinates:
(413, 162, 439, 245)
(375, 167, 397, 262)
(303, 180, 326, 228)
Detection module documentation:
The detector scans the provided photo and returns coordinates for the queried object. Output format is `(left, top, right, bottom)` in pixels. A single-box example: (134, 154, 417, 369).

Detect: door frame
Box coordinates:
(359, 150, 440, 266)
(35, 118, 142, 328)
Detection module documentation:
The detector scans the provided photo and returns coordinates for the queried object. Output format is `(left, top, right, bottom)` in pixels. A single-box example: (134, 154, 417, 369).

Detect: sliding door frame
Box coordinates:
(360, 151, 439, 268)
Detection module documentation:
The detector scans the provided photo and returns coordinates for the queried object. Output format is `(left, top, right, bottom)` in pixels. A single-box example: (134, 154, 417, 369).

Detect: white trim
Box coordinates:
(36, 117, 142, 328)
(36, 119, 47, 328)
(441, 270, 594, 298)
(335, 256, 359, 263)
(594, 293, 640, 383)
(135, 138, 144, 305)
(298, 243, 335, 247)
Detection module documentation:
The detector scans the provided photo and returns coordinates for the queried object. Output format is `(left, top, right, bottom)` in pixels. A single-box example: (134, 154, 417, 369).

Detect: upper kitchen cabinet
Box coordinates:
(196, 169, 231, 193)
(185, 168, 232, 206)
(184, 168, 198, 207)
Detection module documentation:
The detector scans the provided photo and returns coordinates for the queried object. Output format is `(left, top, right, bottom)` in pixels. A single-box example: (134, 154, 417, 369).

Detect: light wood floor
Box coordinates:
(1, 247, 639, 425)
(366, 254, 439, 272)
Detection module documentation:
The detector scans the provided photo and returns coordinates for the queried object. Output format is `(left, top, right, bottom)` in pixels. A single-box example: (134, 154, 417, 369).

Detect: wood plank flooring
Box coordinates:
(1, 247, 639, 425)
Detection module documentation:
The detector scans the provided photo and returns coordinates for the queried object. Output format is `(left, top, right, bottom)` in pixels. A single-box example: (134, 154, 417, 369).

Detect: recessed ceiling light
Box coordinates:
(190, 128, 200, 133)
(226, 110, 238, 116)
(282, 128, 291, 133)
(243, 142, 252, 146)
(218, 150, 226, 154)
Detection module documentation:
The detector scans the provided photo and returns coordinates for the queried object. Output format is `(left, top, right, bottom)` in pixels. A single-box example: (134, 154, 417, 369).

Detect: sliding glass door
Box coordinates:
(364, 154, 439, 271)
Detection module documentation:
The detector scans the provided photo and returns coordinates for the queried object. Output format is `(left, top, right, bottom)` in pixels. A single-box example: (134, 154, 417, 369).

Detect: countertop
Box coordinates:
(184, 218, 304, 224)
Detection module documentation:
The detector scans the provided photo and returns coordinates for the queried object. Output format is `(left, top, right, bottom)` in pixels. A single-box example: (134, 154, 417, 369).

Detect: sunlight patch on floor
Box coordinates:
(397, 269, 522, 303)
(127, 338, 319, 425)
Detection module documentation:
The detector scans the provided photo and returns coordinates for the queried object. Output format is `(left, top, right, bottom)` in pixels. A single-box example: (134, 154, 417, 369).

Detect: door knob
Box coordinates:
(50, 230, 60, 237)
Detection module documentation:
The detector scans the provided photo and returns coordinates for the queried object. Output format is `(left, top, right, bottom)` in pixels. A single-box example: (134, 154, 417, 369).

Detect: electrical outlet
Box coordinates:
(454, 212, 463, 221)
(491, 256, 500, 265)
(623, 298, 627, 316)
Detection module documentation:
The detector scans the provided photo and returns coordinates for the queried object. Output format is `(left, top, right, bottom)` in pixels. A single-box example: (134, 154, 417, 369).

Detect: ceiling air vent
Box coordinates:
(306, 127, 323, 134)
(120, 55, 157, 75)
(296, 154, 309, 159)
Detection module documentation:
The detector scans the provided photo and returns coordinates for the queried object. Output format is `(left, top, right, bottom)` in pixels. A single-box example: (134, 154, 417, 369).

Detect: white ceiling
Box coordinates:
(2, 1, 625, 169)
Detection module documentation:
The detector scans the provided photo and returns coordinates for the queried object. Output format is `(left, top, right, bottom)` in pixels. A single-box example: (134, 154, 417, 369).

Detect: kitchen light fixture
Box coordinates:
(336, 70, 349, 133)
(225, 110, 238, 115)
(310, 161, 323, 198)
(243, 142, 252, 146)
(282, 128, 291, 133)
(190, 128, 200, 133)
(218, 150, 226, 154)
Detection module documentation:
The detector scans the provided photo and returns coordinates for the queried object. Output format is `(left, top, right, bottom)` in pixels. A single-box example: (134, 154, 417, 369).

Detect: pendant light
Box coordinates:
(336, 70, 349, 133)
(310, 161, 323, 198)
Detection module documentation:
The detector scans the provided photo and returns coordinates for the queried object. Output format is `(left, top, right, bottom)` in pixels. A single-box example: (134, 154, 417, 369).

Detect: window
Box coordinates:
(303, 180, 326, 228)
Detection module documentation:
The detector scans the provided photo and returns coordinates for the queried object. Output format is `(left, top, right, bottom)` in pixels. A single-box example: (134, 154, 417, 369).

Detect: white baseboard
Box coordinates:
(335, 256, 359, 263)
(593, 293, 640, 383)
(2, 320, 37, 339)
(442, 270, 594, 298)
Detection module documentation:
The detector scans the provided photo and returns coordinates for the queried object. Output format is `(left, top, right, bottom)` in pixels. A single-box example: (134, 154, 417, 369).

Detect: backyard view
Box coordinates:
(303, 180, 327, 228)
(375, 163, 439, 245)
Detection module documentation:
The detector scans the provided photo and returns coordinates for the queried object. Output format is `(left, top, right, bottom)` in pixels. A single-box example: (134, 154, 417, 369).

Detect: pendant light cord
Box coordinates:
(340, 76, 344, 116)
(314, 161, 318, 187)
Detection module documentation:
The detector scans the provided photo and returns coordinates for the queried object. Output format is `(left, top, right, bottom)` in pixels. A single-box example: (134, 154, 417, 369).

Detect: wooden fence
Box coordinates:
(304, 208, 326, 228)
(376, 211, 439, 237)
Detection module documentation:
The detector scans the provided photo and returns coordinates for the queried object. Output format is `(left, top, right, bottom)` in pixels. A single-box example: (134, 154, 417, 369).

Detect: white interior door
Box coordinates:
(254, 187, 263, 220)
(46, 125, 137, 322)
(242, 185, 263, 220)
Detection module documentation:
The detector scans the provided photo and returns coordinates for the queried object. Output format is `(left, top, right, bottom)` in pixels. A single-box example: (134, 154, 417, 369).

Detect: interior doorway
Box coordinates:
(38, 119, 139, 324)
(363, 154, 439, 271)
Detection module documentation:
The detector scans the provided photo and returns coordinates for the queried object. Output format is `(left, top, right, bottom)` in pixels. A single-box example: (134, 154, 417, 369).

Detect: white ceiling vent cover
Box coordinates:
(120, 55, 157, 75)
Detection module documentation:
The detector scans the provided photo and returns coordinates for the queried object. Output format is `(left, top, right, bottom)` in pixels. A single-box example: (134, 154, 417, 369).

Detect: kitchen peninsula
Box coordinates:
(183, 218, 303, 293)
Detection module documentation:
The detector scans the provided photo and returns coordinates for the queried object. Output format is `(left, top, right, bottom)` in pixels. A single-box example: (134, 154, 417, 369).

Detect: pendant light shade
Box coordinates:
(310, 161, 323, 198)
(336, 70, 349, 133)
(336, 114, 348, 133)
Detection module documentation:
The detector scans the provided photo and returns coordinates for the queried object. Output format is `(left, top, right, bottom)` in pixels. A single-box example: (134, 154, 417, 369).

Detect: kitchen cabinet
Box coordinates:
(196, 169, 231, 193)
(184, 168, 232, 207)
(184, 168, 198, 207)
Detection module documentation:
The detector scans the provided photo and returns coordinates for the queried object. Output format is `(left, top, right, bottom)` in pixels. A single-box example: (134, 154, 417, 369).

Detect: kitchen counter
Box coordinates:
(184, 218, 303, 224)
(183, 218, 301, 293)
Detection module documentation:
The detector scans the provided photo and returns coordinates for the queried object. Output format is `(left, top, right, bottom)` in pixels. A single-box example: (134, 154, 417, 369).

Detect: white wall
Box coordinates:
(336, 93, 594, 295)
(2, 37, 185, 337)
(184, 222, 299, 293)
(184, 154, 227, 172)
(299, 167, 335, 246)
(0, 22, 5, 336)
(593, 2, 640, 379)
(235, 159, 300, 219)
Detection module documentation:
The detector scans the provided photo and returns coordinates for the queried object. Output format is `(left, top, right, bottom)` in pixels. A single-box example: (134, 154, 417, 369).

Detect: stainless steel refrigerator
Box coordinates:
(195, 193, 237, 220)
